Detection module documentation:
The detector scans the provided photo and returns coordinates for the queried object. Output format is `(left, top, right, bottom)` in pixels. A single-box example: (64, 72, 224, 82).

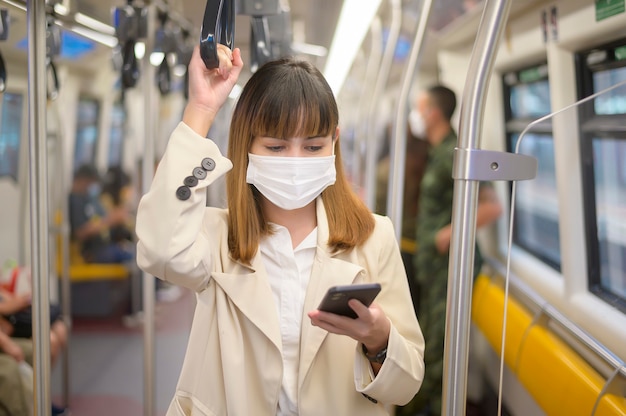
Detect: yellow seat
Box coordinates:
(472, 275, 626, 416)
(56, 240, 128, 282)
(54, 210, 129, 282)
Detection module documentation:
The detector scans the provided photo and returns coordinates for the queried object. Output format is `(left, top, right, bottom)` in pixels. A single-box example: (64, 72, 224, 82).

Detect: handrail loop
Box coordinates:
(249, 16, 271, 73)
(0, 8, 7, 92)
(200, 0, 234, 69)
(0, 50, 6, 93)
(46, 14, 60, 100)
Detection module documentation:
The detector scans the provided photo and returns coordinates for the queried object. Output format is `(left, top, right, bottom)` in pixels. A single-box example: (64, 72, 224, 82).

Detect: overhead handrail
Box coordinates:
(200, 0, 234, 69)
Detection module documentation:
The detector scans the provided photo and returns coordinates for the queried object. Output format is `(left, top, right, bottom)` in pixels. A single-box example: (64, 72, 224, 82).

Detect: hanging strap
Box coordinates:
(121, 39, 139, 89)
(0, 51, 6, 93)
(200, 0, 234, 69)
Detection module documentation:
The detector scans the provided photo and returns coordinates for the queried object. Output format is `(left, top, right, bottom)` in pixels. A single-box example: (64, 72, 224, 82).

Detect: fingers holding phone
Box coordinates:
(308, 283, 390, 356)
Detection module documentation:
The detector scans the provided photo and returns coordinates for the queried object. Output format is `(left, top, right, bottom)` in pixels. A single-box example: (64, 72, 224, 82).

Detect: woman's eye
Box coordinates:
(266, 146, 284, 152)
(306, 146, 323, 152)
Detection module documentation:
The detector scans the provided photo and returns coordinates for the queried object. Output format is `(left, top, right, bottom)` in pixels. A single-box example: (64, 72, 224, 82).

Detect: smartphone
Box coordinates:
(317, 283, 382, 319)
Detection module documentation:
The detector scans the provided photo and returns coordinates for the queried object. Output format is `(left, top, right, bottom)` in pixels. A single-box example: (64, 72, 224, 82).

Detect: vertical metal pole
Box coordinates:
(363, 0, 400, 211)
(442, 0, 512, 415)
(142, 5, 157, 416)
(26, 0, 52, 414)
(59, 139, 71, 409)
(355, 16, 382, 195)
(388, 0, 434, 239)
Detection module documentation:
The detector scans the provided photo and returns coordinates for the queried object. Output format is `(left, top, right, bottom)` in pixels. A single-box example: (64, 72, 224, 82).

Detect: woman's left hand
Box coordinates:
(308, 300, 390, 354)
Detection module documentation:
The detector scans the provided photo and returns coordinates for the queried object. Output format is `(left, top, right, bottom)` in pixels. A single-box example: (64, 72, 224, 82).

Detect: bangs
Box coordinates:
(247, 61, 338, 140)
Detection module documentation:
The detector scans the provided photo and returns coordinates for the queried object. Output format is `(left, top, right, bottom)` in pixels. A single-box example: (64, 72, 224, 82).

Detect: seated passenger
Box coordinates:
(0, 297, 68, 416)
(0, 330, 33, 416)
(0, 288, 67, 366)
(101, 166, 135, 244)
(69, 164, 133, 264)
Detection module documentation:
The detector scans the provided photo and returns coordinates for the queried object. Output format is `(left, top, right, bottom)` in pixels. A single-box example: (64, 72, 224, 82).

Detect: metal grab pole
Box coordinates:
(142, 4, 157, 416)
(26, 0, 52, 414)
(442, 0, 512, 414)
(354, 17, 382, 193)
(363, 0, 400, 211)
(388, 0, 434, 240)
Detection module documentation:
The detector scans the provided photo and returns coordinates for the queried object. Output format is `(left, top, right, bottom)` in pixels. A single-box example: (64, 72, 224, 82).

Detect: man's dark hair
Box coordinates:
(74, 164, 100, 181)
(427, 85, 457, 122)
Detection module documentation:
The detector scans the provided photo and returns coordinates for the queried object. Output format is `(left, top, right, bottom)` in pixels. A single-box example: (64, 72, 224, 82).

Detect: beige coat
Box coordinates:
(136, 123, 425, 416)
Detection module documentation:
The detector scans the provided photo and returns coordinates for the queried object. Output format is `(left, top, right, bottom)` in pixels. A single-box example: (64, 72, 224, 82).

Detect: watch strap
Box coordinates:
(362, 344, 387, 364)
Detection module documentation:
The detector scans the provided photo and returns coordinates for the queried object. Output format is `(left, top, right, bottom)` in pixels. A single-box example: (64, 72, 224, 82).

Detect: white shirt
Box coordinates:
(260, 224, 317, 416)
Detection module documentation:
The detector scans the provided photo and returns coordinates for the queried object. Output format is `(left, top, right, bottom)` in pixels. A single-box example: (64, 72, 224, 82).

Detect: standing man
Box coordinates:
(399, 85, 502, 416)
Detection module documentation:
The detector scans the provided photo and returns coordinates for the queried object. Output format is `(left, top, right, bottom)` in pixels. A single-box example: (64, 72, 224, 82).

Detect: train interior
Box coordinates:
(0, 0, 625, 414)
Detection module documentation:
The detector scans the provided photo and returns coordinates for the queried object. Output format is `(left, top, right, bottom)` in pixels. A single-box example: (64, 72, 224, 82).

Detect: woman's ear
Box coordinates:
(334, 126, 340, 142)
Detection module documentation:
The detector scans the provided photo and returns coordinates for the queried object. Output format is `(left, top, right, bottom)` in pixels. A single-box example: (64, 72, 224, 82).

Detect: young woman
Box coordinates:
(136, 44, 424, 416)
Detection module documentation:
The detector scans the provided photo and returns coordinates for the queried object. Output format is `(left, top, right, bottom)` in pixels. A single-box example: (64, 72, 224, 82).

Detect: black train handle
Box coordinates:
(200, 0, 235, 69)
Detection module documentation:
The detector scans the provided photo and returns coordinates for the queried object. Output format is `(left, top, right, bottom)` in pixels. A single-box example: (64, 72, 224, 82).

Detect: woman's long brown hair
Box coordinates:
(226, 57, 374, 264)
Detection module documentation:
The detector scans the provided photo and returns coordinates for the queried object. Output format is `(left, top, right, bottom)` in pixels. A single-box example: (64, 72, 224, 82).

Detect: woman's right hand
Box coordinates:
(183, 44, 244, 137)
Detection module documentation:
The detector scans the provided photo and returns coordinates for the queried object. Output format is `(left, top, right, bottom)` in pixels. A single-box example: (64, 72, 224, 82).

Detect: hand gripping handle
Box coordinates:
(200, 0, 235, 69)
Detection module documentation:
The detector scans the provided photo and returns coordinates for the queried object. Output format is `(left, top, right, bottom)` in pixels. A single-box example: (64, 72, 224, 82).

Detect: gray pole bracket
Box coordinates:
(452, 148, 538, 181)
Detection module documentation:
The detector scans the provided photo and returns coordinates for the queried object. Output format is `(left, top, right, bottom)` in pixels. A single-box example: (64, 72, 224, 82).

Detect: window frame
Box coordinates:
(0, 91, 25, 181)
(73, 96, 101, 171)
(502, 62, 561, 271)
(576, 38, 626, 312)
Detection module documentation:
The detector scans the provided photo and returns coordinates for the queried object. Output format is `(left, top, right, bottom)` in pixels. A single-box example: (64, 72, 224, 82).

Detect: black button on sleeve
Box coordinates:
(201, 157, 216, 171)
(176, 186, 191, 201)
(184, 176, 199, 187)
(192, 167, 207, 180)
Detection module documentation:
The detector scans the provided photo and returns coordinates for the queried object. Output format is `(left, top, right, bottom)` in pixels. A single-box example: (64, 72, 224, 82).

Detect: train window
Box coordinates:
(73, 97, 100, 170)
(503, 64, 561, 270)
(577, 40, 626, 311)
(0, 92, 24, 180)
(592, 66, 626, 114)
(108, 102, 125, 167)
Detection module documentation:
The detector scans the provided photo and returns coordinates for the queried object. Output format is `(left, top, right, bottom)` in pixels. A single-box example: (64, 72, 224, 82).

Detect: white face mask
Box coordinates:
(408, 109, 427, 139)
(246, 153, 337, 210)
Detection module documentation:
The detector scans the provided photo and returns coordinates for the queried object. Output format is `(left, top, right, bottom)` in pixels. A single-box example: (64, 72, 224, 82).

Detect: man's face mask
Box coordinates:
(409, 109, 427, 139)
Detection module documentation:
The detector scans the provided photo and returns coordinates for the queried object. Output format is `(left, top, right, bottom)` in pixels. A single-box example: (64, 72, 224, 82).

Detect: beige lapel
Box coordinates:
(211, 253, 282, 352)
(298, 199, 365, 386)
